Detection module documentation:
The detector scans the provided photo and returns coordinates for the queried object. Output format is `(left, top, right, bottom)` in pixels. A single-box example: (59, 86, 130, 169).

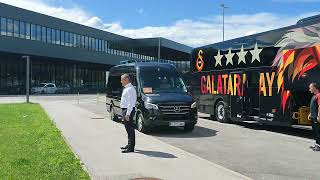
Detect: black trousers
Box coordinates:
(122, 108, 135, 150)
(311, 119, 320, 145)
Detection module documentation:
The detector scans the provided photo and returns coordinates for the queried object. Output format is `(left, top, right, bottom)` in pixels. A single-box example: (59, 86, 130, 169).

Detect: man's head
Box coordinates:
(121, 74, 130, 87)
(309, 82, 320, 94)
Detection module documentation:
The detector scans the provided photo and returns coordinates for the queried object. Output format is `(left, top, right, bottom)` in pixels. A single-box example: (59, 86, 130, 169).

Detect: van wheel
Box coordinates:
(136, 113, 148, 133)
(110, 106, 118, 121)
(215, 101, 230, 123)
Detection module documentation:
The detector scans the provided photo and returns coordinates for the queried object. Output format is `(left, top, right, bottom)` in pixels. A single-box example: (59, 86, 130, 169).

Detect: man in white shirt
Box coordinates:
(120, 74, 137, 153)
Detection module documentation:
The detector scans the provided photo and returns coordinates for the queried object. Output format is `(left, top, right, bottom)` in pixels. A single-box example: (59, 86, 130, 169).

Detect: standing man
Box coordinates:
(120, 74, 137, 153)
(308, 82, 320, 151)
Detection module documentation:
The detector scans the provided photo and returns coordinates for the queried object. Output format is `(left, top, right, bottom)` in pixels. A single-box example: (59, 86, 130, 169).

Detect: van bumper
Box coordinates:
(142, 109, 198, 128)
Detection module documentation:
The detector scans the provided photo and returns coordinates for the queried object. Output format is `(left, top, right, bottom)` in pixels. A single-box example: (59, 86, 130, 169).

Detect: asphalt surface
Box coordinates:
(2, 94, 320, 180)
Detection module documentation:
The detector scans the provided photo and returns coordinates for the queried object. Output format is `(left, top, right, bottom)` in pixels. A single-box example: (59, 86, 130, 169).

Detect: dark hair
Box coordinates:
(310, 82, 320, 90)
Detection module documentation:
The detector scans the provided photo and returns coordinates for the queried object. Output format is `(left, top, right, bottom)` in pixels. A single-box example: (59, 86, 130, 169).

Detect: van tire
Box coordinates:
(215, 101, 230, 123)
(136, 113, 148, 133)
(110, 106, 118, 122)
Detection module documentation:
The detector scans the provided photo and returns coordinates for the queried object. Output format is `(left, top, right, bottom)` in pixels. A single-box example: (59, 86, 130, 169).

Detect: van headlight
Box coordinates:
(191, 102, 197, 109)
(144, 102, 158, 110)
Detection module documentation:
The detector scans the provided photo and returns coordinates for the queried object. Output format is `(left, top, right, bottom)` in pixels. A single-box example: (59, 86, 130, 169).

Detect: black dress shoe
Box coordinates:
(313, 146, 320, 151)
(120, 145, 128, 150)
(121, 149, 134, 153)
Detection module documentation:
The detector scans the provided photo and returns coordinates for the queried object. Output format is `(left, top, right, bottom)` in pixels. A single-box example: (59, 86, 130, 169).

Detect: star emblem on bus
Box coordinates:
(250, 43, 263, 63)
(214, 50, 223, 67)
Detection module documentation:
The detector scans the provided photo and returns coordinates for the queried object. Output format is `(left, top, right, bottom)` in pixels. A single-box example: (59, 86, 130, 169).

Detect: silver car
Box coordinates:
(31, 83, 57, 94)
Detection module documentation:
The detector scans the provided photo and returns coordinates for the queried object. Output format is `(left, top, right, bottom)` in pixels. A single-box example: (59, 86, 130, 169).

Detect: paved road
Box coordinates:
(2, 95, 320, 180)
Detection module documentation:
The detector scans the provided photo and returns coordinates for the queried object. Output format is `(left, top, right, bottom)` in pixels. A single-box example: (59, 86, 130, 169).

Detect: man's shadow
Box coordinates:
(135, 150, 177, 159)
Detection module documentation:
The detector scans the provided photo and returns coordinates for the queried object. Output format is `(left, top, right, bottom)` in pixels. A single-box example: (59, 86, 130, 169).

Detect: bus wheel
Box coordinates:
(215, 101, 230, 123)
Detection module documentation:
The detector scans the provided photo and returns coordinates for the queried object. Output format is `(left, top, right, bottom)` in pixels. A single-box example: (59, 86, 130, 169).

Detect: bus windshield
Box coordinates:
(139, 67, 187, 94)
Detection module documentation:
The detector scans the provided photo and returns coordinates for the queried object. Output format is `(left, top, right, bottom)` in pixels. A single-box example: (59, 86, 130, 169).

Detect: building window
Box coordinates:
(104, 41, 108, 52)
(64, 31, 69, 46)
(31, 24, 36, 40)
(61, 30, 65, 45)
(95, 39, 99, 51)
(85, 36, 88, 49)
(73, 33, 77, 47)
(99, 39, 103, 51)
(19, 21, 25, 39)
(81, 35, 84, 48)
(68, 32, 72, 47)
(46, 27, 51, 43)
(69, 33, 74, 47)
(41, 26, 46, 42)
(88, 37, 92, 50)
(1, 17, 6, 35)
(98, 39, 101, 51)
(6, 19, 13, 36)
(102, 40, 105, 52)
(13, 20, 19, 37)
(51, 28, 55, 44)
(56, 29, 60, 45)
(76, 34, 80, 48)
(36, 25, 41, 41)
(25, 23, 30, 39)
(92, 38, 96, 51)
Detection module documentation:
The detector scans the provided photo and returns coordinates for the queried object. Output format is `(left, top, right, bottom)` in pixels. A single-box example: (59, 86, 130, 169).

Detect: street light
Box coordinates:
(220, 4, 228, 42)
(22, 55, 30, 103)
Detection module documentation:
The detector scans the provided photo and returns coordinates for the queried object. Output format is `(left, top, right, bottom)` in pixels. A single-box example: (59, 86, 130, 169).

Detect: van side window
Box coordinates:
(107, 75, 122, 96)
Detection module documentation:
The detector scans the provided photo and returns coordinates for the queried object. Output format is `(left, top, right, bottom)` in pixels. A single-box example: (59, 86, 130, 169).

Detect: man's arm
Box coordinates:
(317, 94, 320, 122)
(125, 88, 136, 119)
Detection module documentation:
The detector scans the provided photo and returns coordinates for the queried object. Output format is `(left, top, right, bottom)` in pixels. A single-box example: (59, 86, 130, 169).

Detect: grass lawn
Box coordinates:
(0, 103, 90, 179)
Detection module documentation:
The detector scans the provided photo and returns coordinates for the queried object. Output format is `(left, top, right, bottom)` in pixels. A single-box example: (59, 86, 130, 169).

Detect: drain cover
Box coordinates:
(132, 178, 162, 180)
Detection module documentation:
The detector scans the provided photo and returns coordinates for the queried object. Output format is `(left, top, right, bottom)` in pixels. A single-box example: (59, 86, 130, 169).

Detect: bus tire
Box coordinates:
(215, 101, 230, 123)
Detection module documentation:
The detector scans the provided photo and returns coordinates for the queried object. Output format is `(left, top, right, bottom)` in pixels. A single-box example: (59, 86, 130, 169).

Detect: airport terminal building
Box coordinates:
(0, 3, 192, 94)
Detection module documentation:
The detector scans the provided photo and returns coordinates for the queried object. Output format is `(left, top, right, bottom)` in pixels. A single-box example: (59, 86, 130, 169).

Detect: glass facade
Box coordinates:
(0, 16, 190, 94)
(0, 55, 108, 95)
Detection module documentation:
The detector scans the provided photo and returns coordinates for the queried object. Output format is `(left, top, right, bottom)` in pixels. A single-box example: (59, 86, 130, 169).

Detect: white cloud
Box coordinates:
(0, 0, 319, 47)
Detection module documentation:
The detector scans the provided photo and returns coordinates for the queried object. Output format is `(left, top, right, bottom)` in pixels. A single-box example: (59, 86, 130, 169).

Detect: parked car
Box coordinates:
(106, 62, 198, 133)
(56, 84, 71, 94)
(31, 83, 57, 94)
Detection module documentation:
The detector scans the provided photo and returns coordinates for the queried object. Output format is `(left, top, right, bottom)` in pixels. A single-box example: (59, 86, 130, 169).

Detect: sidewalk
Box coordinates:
(37, 99, 251, 180)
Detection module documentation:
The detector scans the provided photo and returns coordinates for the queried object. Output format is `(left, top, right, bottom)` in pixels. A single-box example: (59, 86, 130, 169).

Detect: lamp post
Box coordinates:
(158, 37, 161, 62)
(22, 56, 30, 103)
(220, 4, 228, 42)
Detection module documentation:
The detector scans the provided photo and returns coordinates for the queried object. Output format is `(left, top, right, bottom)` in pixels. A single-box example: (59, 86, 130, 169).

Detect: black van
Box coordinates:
(106, 62, 198, 133)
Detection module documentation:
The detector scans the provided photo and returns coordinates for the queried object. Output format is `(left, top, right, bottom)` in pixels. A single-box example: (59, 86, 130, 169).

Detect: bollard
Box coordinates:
(78, 91, 80, 104)
(97, 92, 99, 104)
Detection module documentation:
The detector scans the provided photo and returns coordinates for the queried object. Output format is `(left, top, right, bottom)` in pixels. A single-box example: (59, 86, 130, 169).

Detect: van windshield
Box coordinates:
(139, 67, 187, 94)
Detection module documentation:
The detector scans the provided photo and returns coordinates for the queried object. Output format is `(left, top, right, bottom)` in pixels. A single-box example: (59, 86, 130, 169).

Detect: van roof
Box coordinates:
(113, 62, 176, 69)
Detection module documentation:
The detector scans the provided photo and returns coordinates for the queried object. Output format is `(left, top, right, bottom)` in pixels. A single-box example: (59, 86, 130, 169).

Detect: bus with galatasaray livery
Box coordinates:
(190, 15, 320, 127)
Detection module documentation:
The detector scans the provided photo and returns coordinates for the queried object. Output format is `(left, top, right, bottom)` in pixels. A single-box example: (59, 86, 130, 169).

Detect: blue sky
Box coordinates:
(1, 0, 320, 46)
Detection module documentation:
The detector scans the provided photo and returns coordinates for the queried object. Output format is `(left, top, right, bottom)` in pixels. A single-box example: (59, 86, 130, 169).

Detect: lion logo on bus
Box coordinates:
(196, 50, 204, 71)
